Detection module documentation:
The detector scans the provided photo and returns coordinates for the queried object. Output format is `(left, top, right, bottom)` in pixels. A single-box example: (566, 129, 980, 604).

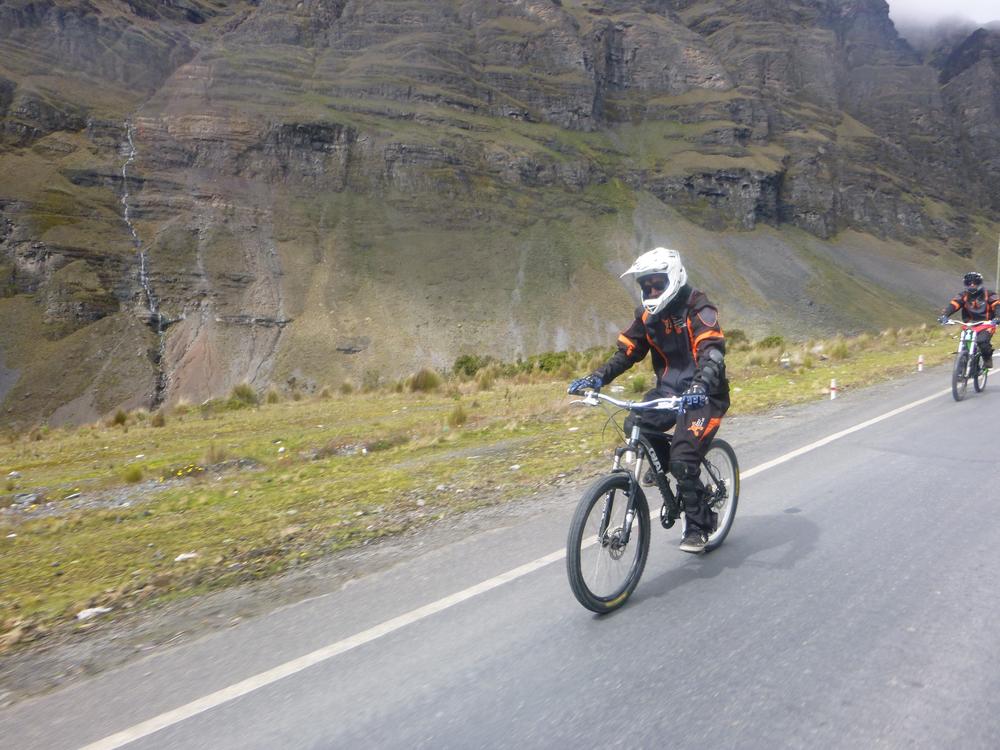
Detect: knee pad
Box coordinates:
(669, 460, 700, 482)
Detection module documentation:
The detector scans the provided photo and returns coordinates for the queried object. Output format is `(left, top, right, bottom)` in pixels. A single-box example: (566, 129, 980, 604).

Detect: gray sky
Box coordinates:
(887, 0, 999, 25)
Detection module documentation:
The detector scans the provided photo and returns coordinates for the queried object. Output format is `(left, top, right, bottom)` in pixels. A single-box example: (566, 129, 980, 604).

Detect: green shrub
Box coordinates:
(123, 466, 143, 483)
(631, 375, 648, 394)
(830, 338, 850, 360)
(453, 354, 494, 377)
(362, 370, 381, 392)
(726, 328, 748, 344)
(338, 381, 354, 395)
(757, 335, 784, 350)
(229, 383, 258, 407)
(151, 411, 166, 428)
(266, 389, 281, 404)
(364, 434, 410, 452)
(409, 368, 441, 392)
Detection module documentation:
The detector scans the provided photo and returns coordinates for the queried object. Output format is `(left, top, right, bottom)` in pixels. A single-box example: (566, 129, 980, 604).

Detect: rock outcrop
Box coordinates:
(0, 0, 997, 424)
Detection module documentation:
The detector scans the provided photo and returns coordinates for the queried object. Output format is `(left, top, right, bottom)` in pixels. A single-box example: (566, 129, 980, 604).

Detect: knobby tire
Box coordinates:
(974, 354, 988, 393)
(952, 351, 969, 402)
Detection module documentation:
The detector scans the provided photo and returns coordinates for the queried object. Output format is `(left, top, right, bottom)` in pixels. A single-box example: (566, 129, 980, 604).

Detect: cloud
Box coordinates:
(887, 0, 999, 26)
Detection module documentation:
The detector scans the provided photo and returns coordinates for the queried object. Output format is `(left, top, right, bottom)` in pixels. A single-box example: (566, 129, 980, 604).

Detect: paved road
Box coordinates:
(3, 370, 1000, 749)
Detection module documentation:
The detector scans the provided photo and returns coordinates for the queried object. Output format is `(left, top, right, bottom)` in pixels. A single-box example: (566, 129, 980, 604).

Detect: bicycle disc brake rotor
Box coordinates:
(604, 527, 627, 560)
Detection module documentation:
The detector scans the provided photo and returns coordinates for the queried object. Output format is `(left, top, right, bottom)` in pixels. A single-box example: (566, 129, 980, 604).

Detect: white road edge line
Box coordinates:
(80, 386, 951, 750)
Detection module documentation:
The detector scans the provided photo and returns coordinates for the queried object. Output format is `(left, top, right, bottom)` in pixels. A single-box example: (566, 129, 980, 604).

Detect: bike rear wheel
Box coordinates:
(952, 351, 969, 401)
(566, 473, 650, 613)
(702, 439, 739, 552)
(974, 354, 988, 392)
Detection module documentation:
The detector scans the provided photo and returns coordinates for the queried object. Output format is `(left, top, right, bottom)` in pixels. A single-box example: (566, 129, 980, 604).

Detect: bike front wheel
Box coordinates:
(702, 439, 740, 552)
(566, 473, 650, 613)
(974, 354, 988, 392)
(952, 351, 969, 401)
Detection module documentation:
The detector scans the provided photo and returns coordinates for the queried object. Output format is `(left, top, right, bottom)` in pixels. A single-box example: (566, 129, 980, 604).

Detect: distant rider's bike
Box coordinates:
(565, 390, 739, 613)
(942, 319, 995, 402)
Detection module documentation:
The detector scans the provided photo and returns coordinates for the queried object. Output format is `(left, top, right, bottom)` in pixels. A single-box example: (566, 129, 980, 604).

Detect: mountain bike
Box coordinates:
(565, 390, 739, 613)
(943, 319, 995, 402)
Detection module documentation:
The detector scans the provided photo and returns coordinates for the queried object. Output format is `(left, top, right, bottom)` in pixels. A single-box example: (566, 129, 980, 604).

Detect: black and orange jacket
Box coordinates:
(942, 289, 1000, 322)
(593, 286, 728, 397)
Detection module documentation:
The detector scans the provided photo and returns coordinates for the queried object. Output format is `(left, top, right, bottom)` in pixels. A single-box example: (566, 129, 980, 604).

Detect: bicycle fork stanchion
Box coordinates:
(617, 424, 645, 546)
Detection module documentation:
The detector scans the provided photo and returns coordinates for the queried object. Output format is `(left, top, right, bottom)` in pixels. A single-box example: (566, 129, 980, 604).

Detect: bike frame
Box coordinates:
(948, 320, 995, 377)
(573, 391, 721, 545)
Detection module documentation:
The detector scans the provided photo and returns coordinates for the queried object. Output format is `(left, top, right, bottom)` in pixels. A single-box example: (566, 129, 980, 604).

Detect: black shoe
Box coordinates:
(679, 529, 707, 553)
(642, 468, 656, 486)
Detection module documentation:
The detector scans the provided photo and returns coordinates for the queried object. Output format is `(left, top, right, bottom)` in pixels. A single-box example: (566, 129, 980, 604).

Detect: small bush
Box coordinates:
(112, 410, 128, 427)
(265, 389, 281, 404)
(447, 403, 468, 427)
(338, 382, 353, 395)
(365, 434, 410, 452)
(631, 375, 648, 394)
(151, 411, 166, 428)
(476, 367, 496, 391)
(830, 338, 850, 360)
(123, 466, 143, 484)
(362, 370, 381, 392)
(757, 335, 784, 350)
(319, 386, 332, 399)
(229, 383, 258, 407)
(5, 478, 16, 492)
(409, 368, 441, 392)
(454, 354, 493, 377)
(726, 328, 748, 344)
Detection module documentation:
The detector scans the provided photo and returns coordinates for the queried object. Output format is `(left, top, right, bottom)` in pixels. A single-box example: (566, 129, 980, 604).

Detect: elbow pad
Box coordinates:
(697, 348, 725, 391)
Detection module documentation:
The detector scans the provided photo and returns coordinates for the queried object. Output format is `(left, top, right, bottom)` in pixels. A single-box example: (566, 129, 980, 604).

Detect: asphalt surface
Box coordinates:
(3, 368, 1000, 749)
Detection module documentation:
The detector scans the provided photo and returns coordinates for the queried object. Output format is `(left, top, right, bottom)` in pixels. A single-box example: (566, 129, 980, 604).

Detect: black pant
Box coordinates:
(625, 386, 730, 533)
(977, 330, 993, 362)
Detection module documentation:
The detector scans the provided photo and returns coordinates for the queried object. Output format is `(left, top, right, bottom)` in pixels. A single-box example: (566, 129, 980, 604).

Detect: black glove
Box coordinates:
(682, 381, 707, 409)
(568, 374, 603, 395)
(938, 314, 949, 324)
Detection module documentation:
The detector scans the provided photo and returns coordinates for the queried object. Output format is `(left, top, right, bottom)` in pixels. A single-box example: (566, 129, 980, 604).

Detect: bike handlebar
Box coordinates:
(570, 390, 689, 411)
(942, 319, 996, 330)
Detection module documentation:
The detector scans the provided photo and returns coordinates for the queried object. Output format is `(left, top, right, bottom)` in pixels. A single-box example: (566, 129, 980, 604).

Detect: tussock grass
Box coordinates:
(0, 324, 957, 648)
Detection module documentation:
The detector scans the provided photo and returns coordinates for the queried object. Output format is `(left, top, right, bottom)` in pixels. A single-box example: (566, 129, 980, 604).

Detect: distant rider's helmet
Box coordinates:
(620, 247, 688, 317)
(964, 271, 984, 297)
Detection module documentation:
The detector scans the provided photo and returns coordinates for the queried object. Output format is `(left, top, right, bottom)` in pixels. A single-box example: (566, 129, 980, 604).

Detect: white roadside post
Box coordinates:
(830, 378, 838, 400)
(918, 354, 924, 372)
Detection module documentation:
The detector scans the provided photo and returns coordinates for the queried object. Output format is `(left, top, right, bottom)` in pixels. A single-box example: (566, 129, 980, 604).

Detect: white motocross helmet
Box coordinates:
(620, 247, 688, 316)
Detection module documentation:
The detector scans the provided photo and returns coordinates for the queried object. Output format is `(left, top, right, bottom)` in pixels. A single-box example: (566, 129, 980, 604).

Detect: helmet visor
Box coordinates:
(639, 274, 669, 299)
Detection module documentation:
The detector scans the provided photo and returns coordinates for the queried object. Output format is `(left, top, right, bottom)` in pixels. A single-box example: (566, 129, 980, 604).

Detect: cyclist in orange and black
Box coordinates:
(568, 247, 729, 553)
(938, 272, 1000, 369)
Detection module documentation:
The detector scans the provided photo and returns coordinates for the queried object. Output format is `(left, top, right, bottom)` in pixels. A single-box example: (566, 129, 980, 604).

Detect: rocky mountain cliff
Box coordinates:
(0, 0, 998, 425)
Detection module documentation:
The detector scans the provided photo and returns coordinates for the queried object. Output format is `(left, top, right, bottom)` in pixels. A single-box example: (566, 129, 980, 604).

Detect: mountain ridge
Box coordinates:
(0, 0, 997, 426)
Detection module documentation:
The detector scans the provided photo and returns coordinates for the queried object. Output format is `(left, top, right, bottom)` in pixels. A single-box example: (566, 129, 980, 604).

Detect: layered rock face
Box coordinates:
(0, 0, 998, 424)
